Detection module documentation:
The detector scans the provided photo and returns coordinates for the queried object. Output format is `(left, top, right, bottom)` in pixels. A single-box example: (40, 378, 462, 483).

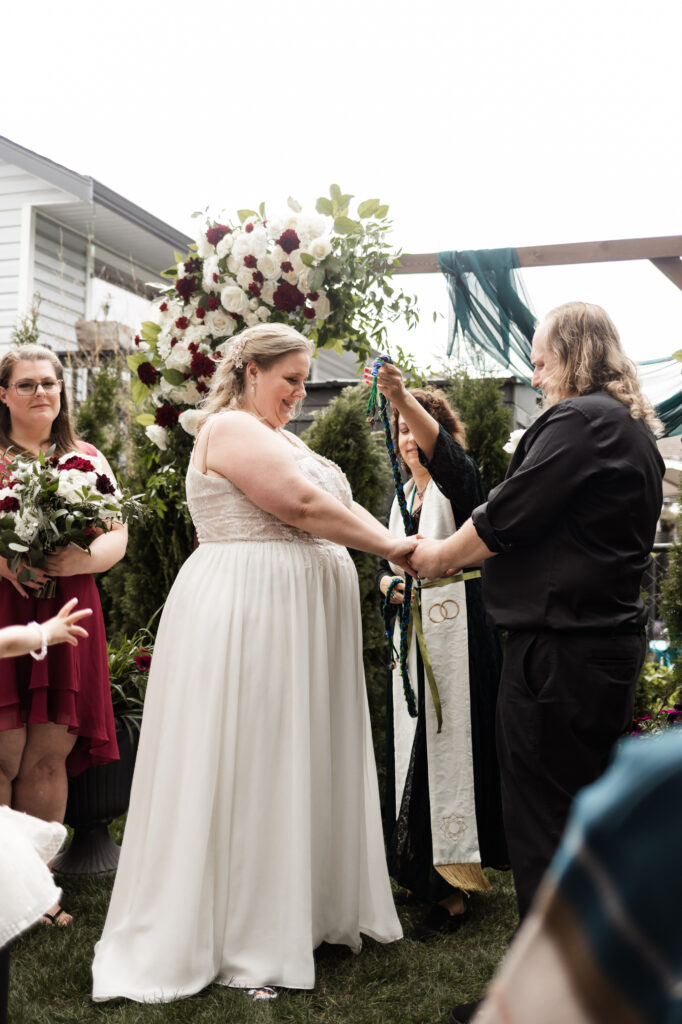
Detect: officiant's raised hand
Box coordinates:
(362, 360, 407, 404)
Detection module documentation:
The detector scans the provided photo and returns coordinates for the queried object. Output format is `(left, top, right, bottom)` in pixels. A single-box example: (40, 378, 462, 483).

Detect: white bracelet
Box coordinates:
(28, 620, 48, 661)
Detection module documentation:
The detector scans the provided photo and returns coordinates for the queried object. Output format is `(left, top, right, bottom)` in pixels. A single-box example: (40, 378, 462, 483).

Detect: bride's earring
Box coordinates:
(251, 383, 256, 394)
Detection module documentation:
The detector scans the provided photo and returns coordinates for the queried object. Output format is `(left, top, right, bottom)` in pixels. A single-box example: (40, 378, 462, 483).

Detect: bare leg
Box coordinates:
(0, 727, 26, 807)
(14, 722, 77, 926)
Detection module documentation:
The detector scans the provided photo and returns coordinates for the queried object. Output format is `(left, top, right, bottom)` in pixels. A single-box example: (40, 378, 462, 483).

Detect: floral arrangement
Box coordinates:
(0, 449, 143, 598)
(108, 624, 155, 742)
(631, 659, 682, 735)
(127, 186, 419, 450)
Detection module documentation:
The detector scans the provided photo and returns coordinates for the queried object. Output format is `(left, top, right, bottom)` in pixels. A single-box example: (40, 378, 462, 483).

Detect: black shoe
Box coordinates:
(409, 901, 469, 941)
(449, 1001, 481, 1024)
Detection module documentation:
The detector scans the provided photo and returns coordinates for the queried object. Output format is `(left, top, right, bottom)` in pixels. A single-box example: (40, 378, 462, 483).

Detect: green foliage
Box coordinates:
(632, 659, 682, 733)
(100, 426, 195, 643)
(445, 371, 512, 494)
(661, 532, 682, 694)
(74, 358, 130, 476)
(302, 385, 392, 772)
(10, 294, 41, 346)
(107, 618, 157, 743)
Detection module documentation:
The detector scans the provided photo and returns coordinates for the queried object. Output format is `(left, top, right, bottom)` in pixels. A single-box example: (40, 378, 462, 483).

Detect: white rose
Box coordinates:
(244, 312, 260, 327)
(236, 266, 254, 291)
(181, 381, 203, 406)
(257, 253, 281, 280)
(178, 409, 202, 437)
(260, 281, 276, 306)
(176, 261, 186, 279)
(145, 425, 169, 451)
(205, 309, 235, 337)
(296, 214, 325, 246)
(57, 470, 98, 503)
(257, 306, 271, 322)
(249, 297, 259, 310)
(184, 324, 210, 346)
(289, 251, 306, 277)
(166, 342, 192, 372)
(221, 285, 250, 317)
(202, 256, 220, 293)
(226, 255, 240, 275)
(216, 233, 233, 258)
(196, 233, 213, 259)
(309, 235, 332, 262)
(157, 331, 173, 359)
(312, 293, 331, 319)
(297, 269, 309, 295)
(503, 428, 526, 455)
(230, 234, 253, 261)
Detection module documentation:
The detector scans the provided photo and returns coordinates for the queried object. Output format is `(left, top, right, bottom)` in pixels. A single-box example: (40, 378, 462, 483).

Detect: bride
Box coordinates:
(92, 323, 415, 1002)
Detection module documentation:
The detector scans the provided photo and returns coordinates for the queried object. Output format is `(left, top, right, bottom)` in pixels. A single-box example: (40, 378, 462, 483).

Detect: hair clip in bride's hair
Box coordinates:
(230, 336, 246, 370)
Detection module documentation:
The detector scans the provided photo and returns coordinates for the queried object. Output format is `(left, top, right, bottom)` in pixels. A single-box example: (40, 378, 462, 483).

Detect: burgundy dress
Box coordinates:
(0, 441, 118, 776)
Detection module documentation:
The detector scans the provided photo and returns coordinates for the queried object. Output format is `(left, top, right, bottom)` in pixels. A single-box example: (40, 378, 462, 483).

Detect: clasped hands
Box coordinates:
(385, 536, 459, 581)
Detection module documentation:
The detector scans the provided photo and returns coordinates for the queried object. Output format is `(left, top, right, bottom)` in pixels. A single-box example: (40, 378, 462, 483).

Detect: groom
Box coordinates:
(409, 303, 663, 1023)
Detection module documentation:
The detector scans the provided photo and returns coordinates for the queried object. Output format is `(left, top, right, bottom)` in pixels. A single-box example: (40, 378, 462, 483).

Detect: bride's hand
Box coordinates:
(385, 536, 418, 573)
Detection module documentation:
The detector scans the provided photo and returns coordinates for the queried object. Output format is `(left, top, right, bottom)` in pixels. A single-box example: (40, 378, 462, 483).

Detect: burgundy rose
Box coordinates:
(155, 403, 179, 429)
(159, 301, 168, 312)
(95, 472, 116, 495)
(276, 229, 300, 254)
(195, 306, 206, 320)
(206, 224, 231, 246)
(281, 261, 293, 273)
(303, 306, 316, 320)
(273, 281, 305, 313)
(244, 254, 257, 268)
(0, 495, 20, 513)
(175, 276, 197, 302)
(190, 352, 216, 379)
(245, 222, 254, 233)
(212, 273, 219, 283)
(138, 362, 160, 386)
(207, 295, 220, 311)
(175, 316, 189, 330)
(184, 257, 202, 274)
(59, 456, 95, 473)
(248, 283, 261, 298)
(135, 650, 152, 672)
(188, 342, 199, 354)
(196, 381, 209, 395)
(170, 337, 178, 348)
(253, 271, 264, 285)
(307, 291, 319, 302)
(134, 334, 141, 347)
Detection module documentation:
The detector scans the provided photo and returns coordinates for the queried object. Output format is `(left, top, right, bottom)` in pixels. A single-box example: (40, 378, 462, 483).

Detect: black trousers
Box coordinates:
(496, 629, 646, 920)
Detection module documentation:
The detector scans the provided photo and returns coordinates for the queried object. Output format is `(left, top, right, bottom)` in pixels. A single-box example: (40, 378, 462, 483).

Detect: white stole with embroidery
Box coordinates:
(389, 479, 481, 867)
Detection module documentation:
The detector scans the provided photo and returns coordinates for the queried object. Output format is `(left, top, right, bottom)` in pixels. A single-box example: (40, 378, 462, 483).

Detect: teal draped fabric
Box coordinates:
(437, 248, 536, 385)
(438, 249, 682, 436)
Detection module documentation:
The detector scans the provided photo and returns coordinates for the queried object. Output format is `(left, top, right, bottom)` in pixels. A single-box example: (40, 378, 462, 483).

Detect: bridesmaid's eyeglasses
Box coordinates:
(7, 379, 63, 397)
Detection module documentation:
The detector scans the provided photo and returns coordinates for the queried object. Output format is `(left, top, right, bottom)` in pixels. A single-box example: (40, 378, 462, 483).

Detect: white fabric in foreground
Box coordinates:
(0, 807, 65, 946)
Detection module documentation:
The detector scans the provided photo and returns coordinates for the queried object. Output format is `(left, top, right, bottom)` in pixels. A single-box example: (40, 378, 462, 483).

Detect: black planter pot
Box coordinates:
(52, 718, 139, 876)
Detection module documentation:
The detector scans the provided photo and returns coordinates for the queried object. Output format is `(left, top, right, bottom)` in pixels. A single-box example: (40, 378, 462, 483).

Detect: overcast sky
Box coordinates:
(3, 0, 681, 370)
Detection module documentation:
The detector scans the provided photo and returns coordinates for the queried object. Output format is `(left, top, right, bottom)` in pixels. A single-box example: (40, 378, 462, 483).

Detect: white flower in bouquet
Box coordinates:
(202, 256, 220, 292)
(221, 284, 250, 317)
(257, 252, 282, 280)
(244, 312, 260, 327)
(14, 509, 40, 544)
(309, 235, 332, 262)
(216, 233, 233, 258)
(145, 425, 169, 451)
(282, 266, 299, 285)
(503, 428, 526, 455)
(312, 293, 331, 319)
(226, 254, 240, 275)
(289, 251, 306, 277)
(204, 309, 235, 337)
(156, 331, 173, 360)
(184, 324, 210, 346)
(257, 306, 271, 322)
(297, 269, 310, 295)
(260, 281, 276, 306)
(196, 234, 213, 259)
(178, 409, 202, 436)
(236, 266, 254, 291)
(166, 342, 193, 373)
(295, 214, 326, 246)
(176, 261, 186, 279)
(181, 380, 204, 406)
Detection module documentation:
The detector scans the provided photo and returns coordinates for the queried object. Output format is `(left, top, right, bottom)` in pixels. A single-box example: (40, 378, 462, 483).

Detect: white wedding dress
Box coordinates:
(92, 424, 401, 1002)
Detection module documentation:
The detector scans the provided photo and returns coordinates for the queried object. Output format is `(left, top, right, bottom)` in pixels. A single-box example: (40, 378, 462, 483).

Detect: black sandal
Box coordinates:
(41, 907, 70, 927)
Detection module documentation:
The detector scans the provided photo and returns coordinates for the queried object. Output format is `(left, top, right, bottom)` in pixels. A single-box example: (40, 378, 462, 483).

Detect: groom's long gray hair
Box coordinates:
(197, 323, 313, 429)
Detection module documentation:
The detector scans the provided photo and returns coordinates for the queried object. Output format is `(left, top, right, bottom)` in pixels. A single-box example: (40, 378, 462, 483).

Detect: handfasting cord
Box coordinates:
(367, 356, 417, 719)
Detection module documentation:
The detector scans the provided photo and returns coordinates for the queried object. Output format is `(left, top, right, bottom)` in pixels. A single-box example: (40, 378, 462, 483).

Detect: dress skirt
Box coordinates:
(0, 575, 118, 775)
(92, 538, 401, 1001)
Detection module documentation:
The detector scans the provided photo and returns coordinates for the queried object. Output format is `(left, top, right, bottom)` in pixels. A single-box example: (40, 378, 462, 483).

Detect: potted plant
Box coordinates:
(52, 623, 155, 875)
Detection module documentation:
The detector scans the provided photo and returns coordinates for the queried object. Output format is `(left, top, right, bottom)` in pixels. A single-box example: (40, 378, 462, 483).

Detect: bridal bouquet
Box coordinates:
(0, 449, 143, 598)
(128, 186, 419, 451)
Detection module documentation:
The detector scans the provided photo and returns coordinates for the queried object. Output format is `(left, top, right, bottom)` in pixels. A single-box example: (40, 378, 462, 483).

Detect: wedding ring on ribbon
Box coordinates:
(409, 571, 482, 734)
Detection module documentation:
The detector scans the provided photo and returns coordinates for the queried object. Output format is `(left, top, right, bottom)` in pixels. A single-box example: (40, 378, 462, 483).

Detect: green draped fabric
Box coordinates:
(437, 248, 536, 385)
(438, 249, 682, 436)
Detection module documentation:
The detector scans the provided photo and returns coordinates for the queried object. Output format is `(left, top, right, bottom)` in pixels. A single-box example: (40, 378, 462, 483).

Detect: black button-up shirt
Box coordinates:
(472, 393, 664, 632)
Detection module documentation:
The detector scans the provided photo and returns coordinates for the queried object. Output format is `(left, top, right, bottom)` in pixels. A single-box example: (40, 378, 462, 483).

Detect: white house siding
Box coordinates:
(33, 213, 87, 352)
(0, 158, 75, 350)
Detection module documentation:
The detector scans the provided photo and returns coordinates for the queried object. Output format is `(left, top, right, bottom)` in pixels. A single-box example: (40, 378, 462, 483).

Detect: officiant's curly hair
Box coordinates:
(392, 389, 466, 475)
(0, 344, 79, 455)
(540, 302, 661, 433)
(197, 323, 313, 429)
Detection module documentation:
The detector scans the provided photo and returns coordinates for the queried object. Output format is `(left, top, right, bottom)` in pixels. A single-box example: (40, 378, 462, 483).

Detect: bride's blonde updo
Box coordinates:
(197, 323, 313, 429)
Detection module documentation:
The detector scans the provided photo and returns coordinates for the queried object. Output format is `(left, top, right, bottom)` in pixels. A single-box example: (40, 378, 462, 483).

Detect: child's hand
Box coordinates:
(43, 598, 92, 647)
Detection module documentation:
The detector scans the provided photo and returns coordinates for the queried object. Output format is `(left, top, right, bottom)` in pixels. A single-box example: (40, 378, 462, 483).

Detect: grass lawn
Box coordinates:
(8, 857, 517, 1024)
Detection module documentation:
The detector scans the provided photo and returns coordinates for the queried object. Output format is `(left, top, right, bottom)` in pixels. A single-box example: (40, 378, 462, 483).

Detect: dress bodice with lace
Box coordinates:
(186, 429, 353, 545)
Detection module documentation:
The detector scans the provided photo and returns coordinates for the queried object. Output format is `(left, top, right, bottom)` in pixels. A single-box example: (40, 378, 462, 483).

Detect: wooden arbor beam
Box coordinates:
(393, 235, 682, 292)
